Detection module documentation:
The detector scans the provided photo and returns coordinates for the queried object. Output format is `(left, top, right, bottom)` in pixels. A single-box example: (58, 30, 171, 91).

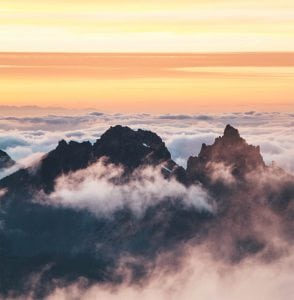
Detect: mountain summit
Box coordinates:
(93, 125, 171, 168)
(0, 125, 268, 195)
(223, 124, 241, 140)
(186, 124, 266, 183)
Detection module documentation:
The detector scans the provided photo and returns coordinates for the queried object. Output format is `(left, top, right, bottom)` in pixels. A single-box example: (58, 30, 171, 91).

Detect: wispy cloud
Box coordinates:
(45, 160, 212, 217)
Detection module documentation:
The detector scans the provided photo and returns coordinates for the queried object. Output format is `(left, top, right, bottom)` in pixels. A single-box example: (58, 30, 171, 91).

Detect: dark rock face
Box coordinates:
(93, 125, 171, 169)
(93, 125, 186, 183)
(186, 124, 266, 184)
(0, 126, 180, 194)
(0, 140, 94, 195)
(39, 140, 93, 192)
(0, 200, 211, 298)
(0, 150, 15, 170)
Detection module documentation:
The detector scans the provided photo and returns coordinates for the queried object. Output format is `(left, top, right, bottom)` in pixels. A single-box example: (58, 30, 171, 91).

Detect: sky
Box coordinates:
(0, 1, 293, 112)
(1, 0, 294, 52)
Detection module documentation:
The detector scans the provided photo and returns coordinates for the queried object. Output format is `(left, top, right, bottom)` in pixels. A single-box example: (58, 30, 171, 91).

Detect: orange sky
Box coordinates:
(0, 1, 294, 112)
(0, 52, 293, 113)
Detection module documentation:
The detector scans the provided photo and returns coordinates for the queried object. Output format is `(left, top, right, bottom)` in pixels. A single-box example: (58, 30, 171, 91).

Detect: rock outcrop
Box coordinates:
(0, 150, 15, 170)
(186, 124, 266, 184)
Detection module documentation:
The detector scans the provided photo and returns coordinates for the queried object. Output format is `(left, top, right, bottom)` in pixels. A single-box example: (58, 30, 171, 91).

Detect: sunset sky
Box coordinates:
(0, 0, 293, 112)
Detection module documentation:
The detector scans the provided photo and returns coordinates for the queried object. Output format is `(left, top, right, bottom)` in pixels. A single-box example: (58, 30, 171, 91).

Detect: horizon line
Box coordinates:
(1, 51, 294, 55)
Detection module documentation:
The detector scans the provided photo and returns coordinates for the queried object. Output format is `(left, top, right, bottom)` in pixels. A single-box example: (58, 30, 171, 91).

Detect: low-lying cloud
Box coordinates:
(47, 248, 294, 300)
(45, 160, 212, 217)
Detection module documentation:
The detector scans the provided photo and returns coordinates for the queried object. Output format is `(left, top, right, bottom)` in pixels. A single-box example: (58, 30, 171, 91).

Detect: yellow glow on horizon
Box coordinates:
(1, 75, 292, 112)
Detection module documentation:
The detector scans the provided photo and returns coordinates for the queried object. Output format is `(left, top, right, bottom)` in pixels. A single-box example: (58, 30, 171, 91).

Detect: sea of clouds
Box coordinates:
(0, 108, 293, 178)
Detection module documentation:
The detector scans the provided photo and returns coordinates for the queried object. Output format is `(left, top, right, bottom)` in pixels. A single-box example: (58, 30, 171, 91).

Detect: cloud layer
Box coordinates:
(47, 248, 294, 300)
(0, 110, 293, 173)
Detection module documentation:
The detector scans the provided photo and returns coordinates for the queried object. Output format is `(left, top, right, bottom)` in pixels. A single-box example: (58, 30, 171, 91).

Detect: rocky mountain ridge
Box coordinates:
(0, 125, 184, 194)
(0, 124, 270, 194)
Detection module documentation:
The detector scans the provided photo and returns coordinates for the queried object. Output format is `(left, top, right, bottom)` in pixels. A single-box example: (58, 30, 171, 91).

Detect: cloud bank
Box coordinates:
(0, 110, 293, 173)
(47, 248, 294, 300)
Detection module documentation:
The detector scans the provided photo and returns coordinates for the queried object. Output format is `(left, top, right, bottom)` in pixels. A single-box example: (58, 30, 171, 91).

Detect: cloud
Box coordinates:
(89, 112, 104, 117)
(0, 105, 92, 117)
(0, 152, 44, 179)
(65, 131, 86, 138)
(205, 162, 236, 185)
(166, 133, 216, 167)
(46, 160, 212, 217)
(0, 136, 28, 150)
(159, 114, 214, 121)
(0, 188, 7, 198)
(159, 114, 193, 120)
(46, 248, 294, 300)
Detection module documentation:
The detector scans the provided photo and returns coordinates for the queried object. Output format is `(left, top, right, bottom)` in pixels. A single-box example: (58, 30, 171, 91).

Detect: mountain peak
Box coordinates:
(57, 139, 68, 148)
(187, 125, 265, 184)
(0, 150, 15, 170)
(223, 124, 241, 140)
(93, 125, 171, 169)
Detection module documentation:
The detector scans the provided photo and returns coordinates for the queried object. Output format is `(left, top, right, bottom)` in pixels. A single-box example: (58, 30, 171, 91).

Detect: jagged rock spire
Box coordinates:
(224, 124, 241, 139)
(186, 125, 265, 184)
